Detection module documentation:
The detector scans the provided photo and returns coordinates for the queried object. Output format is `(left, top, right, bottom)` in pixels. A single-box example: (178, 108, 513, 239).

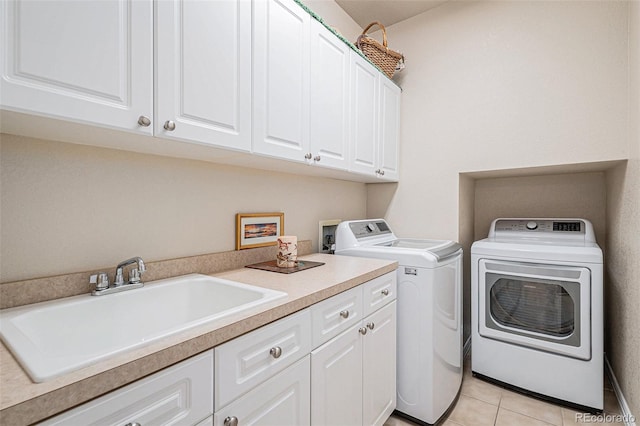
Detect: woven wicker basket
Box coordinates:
(356, 21, 404, 79)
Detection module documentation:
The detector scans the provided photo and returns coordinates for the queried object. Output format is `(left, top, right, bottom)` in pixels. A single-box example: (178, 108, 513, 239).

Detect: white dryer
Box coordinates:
(335, 219, 463, 425)
(472, 218, 603, 412)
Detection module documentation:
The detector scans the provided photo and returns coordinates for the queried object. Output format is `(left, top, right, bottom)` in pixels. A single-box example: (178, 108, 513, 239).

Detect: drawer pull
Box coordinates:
(359, 327, 368, 335)
(381, 288, 389, 296)
(270, 346, 282, 359)
(367, 322, 375, 330)
(339, 310, 350, 319)
(224, 416, 238, 426)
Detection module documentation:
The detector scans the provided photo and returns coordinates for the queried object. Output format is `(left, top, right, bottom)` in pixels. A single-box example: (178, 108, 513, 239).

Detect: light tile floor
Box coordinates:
(384, 356, 624, 426)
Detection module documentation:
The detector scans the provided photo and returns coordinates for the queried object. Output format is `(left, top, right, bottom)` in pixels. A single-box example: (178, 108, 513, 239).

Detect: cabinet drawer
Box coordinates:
(311, 285, 362, 348)
(215, 309, 311, 410)
(363, 271, 397, 317)
(40, 350, 214, 426)
(214, 356, 311, 426)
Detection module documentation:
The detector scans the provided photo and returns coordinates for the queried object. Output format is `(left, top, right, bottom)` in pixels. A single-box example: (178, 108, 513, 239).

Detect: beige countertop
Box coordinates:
(0, 253, 397, 425)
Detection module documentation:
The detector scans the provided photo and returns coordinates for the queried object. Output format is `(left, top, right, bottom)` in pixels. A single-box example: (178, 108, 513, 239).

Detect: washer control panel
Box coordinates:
(349, 220, 392, 239)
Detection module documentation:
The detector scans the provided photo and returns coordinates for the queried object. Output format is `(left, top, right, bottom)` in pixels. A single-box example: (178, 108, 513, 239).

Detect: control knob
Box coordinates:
(526, 221, 538, 230)
(366, 223, 376, 232)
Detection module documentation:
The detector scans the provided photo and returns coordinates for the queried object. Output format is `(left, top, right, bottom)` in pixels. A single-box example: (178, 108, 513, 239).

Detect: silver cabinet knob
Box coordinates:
(270, 346, 282, 359)
(339, 310, 349, 319)
(304, 152, 312, 160)
(224, 417, 238, 426)
(164, 120, 176, 131)
(367, 322, 375, 330)
(381, 289, 389, 296)
(359, 327, 368, 335)
(137, 116, 151, 127)
(314, 155, 321, 162)
(380, 170, 385, 176)
(375, 169, 381, 175)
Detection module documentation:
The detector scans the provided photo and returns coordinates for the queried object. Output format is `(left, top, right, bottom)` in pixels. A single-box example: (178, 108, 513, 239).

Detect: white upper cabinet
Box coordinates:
(349, 52, 400, 181)
(1, 0, 400, 183)
(377, 78, 401, 181)
(155, 0, 251, 151)
(0, 0, 153, 134)
(308, 19, 350, 170)
(253, 0, 310, 162)
(349, 52, 379, 176)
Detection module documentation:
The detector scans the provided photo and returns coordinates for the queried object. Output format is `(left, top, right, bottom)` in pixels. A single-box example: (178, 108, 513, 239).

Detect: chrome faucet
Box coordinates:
(114, 257, 146, 286)
(89, 257, 146, 296)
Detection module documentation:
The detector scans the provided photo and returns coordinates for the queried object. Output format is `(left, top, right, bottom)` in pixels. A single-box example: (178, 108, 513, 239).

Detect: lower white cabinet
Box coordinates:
(213, 356, 311, 426)
(214, 309, 311, 409)
(311, 323, 364, 425)
(40, 350, 214, 426)
(196, 416, 214, 426)
(362, 302, 397, 426)
(311, 301, 397, 426)
(214, 270, 396, 426)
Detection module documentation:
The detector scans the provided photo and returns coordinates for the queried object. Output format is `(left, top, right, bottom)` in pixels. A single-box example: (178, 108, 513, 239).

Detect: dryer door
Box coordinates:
(478, 259, 591, 360)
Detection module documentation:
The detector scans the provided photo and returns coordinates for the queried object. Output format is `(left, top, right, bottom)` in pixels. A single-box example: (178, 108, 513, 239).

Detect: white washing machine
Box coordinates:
(472, 218, 603, 412)
(335, 219, 463, 425)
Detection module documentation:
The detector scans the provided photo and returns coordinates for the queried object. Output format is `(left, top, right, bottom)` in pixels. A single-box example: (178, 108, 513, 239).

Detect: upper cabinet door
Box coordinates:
(309, 19, 350, 171)
(349, 52, 379, 176)
(253, 0, 310, 162)
(155, 0, 251, 151)
(0, 0, 153, 134)
(378, 78, 401, 181)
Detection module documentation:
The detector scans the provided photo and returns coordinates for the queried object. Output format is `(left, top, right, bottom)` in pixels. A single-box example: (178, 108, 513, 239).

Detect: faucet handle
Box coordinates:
(90, 272, 110, 291)
(128, 268, 142, 284)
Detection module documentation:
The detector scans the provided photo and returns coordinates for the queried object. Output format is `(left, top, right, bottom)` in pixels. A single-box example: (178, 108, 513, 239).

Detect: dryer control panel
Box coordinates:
(489, 218, 597, 243)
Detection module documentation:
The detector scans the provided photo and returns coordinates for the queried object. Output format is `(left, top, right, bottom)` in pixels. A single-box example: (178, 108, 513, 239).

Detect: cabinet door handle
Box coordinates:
(137, 116, 151, 127)
(270, 346, 282, 359)
(381, 288, 389, 296)
(224, 416, 238, 426)
(314, 155, 321, 162)
(359, 327, 368, 335)
(304, 152, 312, 160)
(339, 310, 349, 319)
(163, 120, 176, 131)
(367, 322, 375, 330)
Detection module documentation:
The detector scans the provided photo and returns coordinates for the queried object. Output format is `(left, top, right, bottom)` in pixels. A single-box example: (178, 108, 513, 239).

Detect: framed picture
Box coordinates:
(236, 212, 284, 250)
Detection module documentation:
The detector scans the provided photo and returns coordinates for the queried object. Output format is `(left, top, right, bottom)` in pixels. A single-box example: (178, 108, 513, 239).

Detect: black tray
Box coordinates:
(245, 260, 325, 274)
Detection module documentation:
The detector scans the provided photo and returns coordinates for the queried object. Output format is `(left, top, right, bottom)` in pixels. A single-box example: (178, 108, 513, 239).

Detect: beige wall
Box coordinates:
(304, 0, 362, 42)
(368, 0, 629, 240)
(474, 173, 607, 246)
(366, 1, 637, 412)
(604, 1, 640, 417)
(0, 135, 367, 282)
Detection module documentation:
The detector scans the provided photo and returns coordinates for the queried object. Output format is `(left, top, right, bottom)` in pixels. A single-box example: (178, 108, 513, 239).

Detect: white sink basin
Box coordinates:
(0, 274, 287, 382)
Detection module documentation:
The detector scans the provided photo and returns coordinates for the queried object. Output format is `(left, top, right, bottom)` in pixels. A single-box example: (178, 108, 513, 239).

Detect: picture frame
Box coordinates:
(236, 212, 284, 250)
